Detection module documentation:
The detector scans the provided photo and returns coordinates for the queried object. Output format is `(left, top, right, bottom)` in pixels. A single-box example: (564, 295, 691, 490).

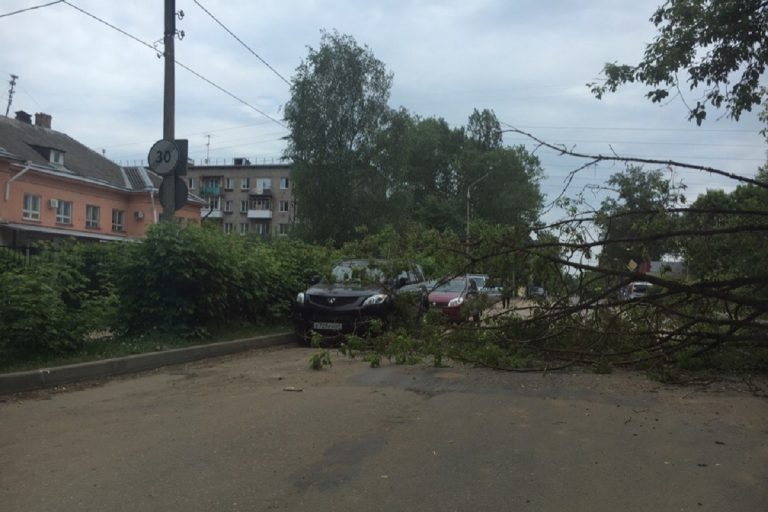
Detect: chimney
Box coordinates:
(34, 112, 52, 129)
(14, 110, 31, 124)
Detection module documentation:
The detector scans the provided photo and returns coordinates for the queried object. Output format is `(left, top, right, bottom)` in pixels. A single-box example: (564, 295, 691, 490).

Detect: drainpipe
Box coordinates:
(5, 161, 33, 201)
(149, 189, 158, 223)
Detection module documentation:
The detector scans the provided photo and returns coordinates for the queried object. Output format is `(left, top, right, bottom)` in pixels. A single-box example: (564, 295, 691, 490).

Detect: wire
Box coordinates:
(501, 121, 757, 134)
(192, 0, 291, 87)
(60, 1, 285, 128)
(0, 0, 63, 19)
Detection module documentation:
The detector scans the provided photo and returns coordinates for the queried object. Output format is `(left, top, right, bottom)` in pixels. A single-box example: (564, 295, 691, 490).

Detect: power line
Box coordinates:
(192, 0, 291, 87)
(501, 121, 757, 134)
(60, 1, 285, 128)
(0, 0, 63, 19)
(503, 137, 764, 149)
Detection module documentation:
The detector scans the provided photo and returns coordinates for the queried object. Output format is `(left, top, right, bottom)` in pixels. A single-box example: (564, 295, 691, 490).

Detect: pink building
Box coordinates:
(0, 111, 202, 249)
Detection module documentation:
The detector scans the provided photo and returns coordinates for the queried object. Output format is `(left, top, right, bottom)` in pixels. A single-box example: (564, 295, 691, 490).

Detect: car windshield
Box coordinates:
(469, 276, 486, 288)
(330, 262, 386, 283)
(434, 279, 467, 293)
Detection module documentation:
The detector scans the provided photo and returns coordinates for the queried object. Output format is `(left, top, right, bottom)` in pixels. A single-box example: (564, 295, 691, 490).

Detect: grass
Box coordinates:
(0, 323, 292, 374)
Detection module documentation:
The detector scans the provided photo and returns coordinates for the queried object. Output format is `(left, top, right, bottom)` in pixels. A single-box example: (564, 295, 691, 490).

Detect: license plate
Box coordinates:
(313, 322, 343, 331)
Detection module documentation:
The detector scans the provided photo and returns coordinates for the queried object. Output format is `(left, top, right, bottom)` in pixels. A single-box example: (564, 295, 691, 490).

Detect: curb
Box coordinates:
(0, 332, 298, 395)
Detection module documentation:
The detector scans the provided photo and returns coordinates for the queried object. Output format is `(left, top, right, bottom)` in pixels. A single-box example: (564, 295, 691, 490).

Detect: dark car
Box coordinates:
(428, 277, 481, 322)
(293, 259, 427, 340)
(526, 285, 547, 299)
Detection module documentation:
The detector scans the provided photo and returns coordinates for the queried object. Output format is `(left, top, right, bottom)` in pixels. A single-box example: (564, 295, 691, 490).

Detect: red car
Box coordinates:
(428, 277, 481, 322)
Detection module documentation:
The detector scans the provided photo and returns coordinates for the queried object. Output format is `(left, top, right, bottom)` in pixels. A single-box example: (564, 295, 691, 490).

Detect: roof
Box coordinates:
(0, 115, 164, 193)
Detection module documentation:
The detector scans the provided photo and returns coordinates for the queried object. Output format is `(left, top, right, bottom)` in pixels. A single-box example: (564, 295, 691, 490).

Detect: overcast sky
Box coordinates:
(1, 0, 765, 222)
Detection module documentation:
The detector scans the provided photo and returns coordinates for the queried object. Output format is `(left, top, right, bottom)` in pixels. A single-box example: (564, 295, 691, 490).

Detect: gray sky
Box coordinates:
(1, 0, 764, 223)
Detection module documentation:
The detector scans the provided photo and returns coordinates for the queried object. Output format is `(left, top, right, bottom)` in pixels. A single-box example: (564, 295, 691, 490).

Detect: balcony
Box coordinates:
(247, 209, 272, 220)
(201, 208, 224, 219)
(200, 185, 221, 196)
(249, 187, 272, 196)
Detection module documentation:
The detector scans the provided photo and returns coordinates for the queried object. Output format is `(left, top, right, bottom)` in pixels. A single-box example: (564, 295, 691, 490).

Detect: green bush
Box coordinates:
(113, 223, 335, 336)
(0, 269, 83, 359)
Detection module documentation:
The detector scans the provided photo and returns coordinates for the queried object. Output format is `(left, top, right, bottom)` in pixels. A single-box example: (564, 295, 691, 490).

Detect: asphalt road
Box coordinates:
(1, 346, 766, 512)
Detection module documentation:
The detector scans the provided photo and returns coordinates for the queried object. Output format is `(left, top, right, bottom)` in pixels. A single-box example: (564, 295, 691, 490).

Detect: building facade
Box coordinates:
(185, 159, 295, 236)
(0, 111, 202, 249)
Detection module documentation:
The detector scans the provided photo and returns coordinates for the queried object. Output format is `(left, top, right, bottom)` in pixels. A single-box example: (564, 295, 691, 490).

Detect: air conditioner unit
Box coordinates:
(134, 210, 145, 220)
(48, 198, 59, 208)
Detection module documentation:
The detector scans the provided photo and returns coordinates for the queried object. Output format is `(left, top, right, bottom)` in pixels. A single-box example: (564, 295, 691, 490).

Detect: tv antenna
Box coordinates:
(5, 74, 18, 117)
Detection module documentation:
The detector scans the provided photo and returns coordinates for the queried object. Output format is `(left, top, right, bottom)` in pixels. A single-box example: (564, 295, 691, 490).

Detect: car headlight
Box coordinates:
(295, 292, 305, 305)
(447, 297, 464, 307)
(363, 293, 388, 306)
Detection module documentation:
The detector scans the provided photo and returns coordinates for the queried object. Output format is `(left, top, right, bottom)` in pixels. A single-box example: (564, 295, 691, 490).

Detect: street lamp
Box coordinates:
(466, 172, 489, 253)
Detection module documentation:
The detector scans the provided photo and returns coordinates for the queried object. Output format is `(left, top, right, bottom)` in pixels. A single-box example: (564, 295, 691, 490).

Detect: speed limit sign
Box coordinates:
(147, 139, 180, 176)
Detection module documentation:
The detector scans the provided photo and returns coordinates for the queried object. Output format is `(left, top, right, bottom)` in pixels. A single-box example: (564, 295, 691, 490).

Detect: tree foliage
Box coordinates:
(283, 30, 394, 244)
(589, 0, 768, 124)
(596, 166, 686, 270)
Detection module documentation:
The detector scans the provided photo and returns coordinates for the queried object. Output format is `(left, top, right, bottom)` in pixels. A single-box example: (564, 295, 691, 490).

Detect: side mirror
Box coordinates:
(397, 276, 408, 288)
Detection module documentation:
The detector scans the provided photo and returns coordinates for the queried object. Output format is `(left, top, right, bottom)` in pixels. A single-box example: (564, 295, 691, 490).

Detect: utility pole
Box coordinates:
(205, 134, 211, 164)
(466, 172, 489, 256)
(5, 74, 18, 117)
(160, 0, 176, 222)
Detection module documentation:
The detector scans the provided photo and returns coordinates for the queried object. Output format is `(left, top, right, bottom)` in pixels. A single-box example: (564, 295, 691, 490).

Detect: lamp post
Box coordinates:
(466, 172, 489, 254)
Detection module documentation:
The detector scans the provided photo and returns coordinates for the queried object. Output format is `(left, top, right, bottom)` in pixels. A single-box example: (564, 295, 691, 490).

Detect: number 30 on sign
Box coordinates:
(147, 139, 180, 176)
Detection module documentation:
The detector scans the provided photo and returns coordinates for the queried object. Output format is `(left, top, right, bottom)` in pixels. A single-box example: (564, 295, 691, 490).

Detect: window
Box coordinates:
(255, 178, 271, 192)
(50, 150, 64, 165)
(251, 198, 271, 210)
(85, 205, 100, 228)
(279, 223, 290, 235)
(188, 178, 196, 190)
(223, 200, 233, 213)
(112, 209, 125, 232)
(207, 196, 221, 211)
(280, 176, 289, 189)
(240, 200, 248, 213)
(278, 200, 289, 213)
(254, 223, 269, 235)
(223, 223, 234, 234)
(240, 177, 250, 190)
(224, 177, 234, 190)
(56, 200, 72, 224)
(239, 222, 249, 234)
(22, 194, 41, 220)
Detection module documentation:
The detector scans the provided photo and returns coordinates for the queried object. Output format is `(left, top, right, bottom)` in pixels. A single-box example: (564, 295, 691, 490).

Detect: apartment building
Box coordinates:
(0, 111, 202, 249)
(185, 159, 295, 236)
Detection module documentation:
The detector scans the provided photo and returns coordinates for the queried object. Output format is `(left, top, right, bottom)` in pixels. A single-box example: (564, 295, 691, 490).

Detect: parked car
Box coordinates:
(468, 273, 502, 302)
(467, 274, 488, 290)
(621, 281, 653, 300)
(526, 285, 546, 299)
(293, 259, 427, 340)
(428, 277, 481, 322)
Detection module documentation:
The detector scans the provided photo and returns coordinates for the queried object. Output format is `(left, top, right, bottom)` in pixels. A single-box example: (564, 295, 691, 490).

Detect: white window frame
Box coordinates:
(224, 177, 234, 190)
(207, 196, 221, 211)
(224, 223, 233, 234)
(85, 204, 100, 229)
(56, 200, 73, 224)
(240, 177, 250, 190)
(240, 200, 248, 213)
(223, 200, 233, 213)
(278, 200, 289, 213)
(50, 150, 64, 165)
(112, 209, 125, 232)
(188, 177, 196, 190)
(280, 176, 289, 189)
(279, 223, 290, 235)
(22, 194, 41, 220)
(239, 222, 249, 234)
